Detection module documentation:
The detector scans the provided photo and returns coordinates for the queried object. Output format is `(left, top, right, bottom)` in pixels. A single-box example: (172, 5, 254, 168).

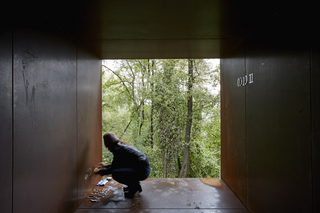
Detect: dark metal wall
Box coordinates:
(0, 22, 13, 213)
(77, 47, 102, 205)
(245, 39, 312, 213)
(311, 29, 320, 213)
(221, 42, 247, 206)
(13, 12, 77, 213)
(221, 2, 317, 213)
(0, 8, 102, 213)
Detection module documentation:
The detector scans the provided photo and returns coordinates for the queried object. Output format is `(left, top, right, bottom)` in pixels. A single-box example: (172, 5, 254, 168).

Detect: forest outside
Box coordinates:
(101, 59, 220, 178)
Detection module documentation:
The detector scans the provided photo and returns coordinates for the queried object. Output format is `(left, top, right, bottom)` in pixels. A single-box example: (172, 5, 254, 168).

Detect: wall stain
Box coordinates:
(42, 79, 53, 92)
(22, 69, 29, 105)
(23, 49, 38, 58)
(22, 50, 38, 106)
(31, 86, 36, 112)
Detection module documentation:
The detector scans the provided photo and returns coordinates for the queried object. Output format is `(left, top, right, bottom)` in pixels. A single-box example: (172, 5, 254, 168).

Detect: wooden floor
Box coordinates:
(75, 178, 249, 213)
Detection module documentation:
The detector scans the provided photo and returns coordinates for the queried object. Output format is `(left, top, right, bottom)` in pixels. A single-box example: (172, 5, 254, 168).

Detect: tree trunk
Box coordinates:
(140, 61, 145, 134)
(138, 102, 143, 137)
(163, 150, 167, 178)
(177, 155, 181, 172)
(137, 61, 146, 138)
(120, 116, 133, 138)
(150, 60, 155, 148)
(179, 59, 194, 178)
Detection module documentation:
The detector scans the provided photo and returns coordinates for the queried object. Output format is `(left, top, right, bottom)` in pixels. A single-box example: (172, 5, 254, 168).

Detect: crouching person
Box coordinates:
(94, 132, 151, 198)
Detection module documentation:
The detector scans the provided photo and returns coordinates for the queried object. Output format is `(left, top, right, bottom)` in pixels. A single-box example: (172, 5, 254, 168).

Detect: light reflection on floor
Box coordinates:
(75, 178, 249, 213)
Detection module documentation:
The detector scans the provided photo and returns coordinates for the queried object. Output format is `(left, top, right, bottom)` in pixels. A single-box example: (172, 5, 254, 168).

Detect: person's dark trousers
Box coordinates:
(112, 167, 150, 197)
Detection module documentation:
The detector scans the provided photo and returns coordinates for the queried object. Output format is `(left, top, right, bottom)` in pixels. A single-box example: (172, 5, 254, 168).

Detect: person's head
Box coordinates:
(103, 132, 119, 150)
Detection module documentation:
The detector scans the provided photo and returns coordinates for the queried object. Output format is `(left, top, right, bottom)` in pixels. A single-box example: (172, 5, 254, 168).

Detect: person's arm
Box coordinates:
(96, 167, 112, 175)
(94, 143, 126, 175)
(97, 162, 111, 168)
(94, 162, 112, 175)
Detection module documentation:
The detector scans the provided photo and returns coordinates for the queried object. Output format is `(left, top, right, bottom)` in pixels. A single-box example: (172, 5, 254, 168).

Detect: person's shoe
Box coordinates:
(123, 186, 129, 192)
(138, 183, 142, 193)
(124, 187, 139, 198)
(123, 183, 142, 193)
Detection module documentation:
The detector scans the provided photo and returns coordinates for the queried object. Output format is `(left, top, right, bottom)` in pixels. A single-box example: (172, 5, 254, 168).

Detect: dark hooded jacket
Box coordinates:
(98, 142, 150, 176)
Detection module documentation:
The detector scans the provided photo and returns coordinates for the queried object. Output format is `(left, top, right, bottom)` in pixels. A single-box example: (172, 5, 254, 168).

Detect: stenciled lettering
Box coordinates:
(237, 73, 253, 87)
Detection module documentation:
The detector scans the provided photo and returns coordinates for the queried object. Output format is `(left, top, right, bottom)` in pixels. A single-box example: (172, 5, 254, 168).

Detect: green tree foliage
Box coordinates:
(101, 59, 220, 178)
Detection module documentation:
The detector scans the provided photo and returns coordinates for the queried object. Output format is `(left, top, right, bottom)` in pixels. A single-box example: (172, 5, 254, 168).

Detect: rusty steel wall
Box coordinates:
(13, 12, 78, 213)
(0, 24, 13, 213)
(220, 42, 247, 206)
(245, 40, 312, 213)
(312, 35, 320, 213)
(0, 8, 103, 213)
(221, 2, 315, 213)
(77, 47, 102, 205)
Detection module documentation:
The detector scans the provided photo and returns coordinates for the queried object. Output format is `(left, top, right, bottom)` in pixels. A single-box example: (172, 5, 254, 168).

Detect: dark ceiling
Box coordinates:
(40, 0, 291, 59)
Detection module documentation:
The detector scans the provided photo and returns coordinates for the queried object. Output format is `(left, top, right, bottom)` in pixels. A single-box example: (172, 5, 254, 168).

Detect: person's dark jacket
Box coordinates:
(98, 142, 150, 176)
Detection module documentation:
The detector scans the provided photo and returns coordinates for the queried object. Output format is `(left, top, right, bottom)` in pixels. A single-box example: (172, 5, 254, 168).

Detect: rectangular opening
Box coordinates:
(101, 59, 221, 178)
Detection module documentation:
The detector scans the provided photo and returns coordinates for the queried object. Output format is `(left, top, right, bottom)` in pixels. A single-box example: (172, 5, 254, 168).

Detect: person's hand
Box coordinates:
(97, 162, 107, 168)
(94, 167, 100, 174)
(97, 162, 111, 168)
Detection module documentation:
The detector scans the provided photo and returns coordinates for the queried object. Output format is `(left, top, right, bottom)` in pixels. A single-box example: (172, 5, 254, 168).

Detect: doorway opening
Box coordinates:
(101, 59, 220, 178)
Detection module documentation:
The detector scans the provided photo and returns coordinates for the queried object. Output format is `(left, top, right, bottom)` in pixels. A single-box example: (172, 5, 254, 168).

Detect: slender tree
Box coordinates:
(179, 59, 194, 178)
(150, 59, 155, 148)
